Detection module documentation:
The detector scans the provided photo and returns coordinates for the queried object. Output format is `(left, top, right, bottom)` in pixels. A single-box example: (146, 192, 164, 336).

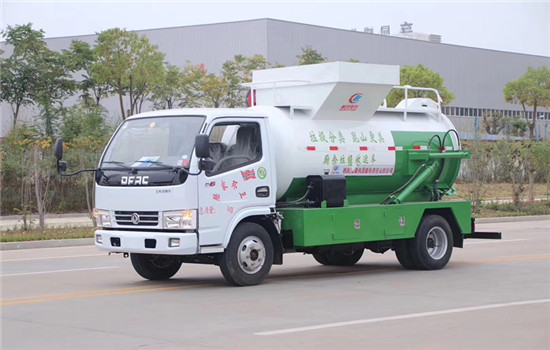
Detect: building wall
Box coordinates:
(265, 19, 550, 111)
(2, 18, 549, 137)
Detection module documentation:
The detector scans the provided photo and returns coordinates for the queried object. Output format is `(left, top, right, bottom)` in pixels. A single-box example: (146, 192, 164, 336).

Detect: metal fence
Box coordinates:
(448, 115, 550, 141)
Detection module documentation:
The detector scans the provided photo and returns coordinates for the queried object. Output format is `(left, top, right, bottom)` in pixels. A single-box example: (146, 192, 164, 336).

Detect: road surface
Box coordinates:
(1, 218, 549, 349)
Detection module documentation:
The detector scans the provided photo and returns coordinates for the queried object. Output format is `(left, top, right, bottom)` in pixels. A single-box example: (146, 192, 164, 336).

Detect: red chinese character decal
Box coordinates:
(208, 206, 215, 215)
(232, 180, 238, 190)
(221, 180, 228, 191)
(213, 194, 221, 201)
(227, 206, 234, 214)
(239, 192, 247, 199)
(241, 169, 256, 181)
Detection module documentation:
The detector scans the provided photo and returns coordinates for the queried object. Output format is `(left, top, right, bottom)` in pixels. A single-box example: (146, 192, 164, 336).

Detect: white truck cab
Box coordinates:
(95, 109, 277, 251)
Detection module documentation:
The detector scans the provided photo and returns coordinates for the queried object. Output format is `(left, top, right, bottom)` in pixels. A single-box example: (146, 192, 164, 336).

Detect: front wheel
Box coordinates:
(219, 222, 274, 286)
(130, 253, 182, 280)
(408, 215, 453, 270)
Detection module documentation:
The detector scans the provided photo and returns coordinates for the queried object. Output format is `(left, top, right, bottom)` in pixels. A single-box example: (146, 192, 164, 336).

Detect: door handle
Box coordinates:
(256, 186, 270, 198)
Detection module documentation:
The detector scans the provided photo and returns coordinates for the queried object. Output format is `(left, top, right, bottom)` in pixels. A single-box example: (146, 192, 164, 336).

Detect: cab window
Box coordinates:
(206, 122, 262, 175)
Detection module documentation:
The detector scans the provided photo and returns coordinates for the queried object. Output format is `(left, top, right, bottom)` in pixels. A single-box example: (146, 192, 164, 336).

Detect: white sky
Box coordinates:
(1, 0, 549, 56)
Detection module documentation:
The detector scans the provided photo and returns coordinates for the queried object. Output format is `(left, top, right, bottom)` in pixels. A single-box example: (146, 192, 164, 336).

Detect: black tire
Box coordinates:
(394, 240, 417, 269)
(312, 249, 364, 266)
(312, 252, 332, 265)
(408, 215, 453, 270)
(219, 222, 274, 286)
(130, 253, 182, 280)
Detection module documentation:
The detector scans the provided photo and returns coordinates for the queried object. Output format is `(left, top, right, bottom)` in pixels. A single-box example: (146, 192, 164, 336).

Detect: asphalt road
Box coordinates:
(1, 218, 549, 350)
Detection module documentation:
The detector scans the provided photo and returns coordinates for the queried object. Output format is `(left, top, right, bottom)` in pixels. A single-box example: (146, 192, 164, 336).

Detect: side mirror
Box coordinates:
(54, 138, 63, 160)
(54, 138, 68, 174)
(195, 134, 210, 159)
(57, 161, 68, 174)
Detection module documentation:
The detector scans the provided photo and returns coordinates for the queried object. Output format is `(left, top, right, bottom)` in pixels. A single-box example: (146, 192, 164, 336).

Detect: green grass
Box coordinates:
(476, 201, 550, 218)
(0, 226, 95, 243)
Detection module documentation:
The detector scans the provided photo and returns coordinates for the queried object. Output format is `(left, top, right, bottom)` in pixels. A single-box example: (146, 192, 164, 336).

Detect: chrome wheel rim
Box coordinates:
(425, 227, 448, 260)
(237, 236, 266, 274)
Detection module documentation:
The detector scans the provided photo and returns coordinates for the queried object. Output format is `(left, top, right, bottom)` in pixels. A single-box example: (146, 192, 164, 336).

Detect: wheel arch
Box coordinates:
(237, 215, 284, 265)
(422, 208, 463, 248)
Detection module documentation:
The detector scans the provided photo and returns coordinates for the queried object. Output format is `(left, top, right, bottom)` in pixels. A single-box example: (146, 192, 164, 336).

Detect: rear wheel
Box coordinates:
(408, 215, 453, 270)
(130, 253, 182, 280)
(394, 240, 417, 269)
(219, 222, 274, 286)
(313, 249, 364, 266)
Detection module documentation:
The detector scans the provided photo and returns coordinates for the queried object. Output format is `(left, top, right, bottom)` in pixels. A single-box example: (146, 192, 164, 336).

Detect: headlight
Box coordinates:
(93, 209, 111, 228)
(163, 210, 196, 230)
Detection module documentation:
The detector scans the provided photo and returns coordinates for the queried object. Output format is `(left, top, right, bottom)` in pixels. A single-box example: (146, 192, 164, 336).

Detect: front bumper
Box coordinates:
(95, 229, 198, 255)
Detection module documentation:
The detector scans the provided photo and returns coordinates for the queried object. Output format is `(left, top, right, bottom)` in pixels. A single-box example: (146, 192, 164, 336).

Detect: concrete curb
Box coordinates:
(1, 215, 548, 251)
(0, 238, 94, 251)
(475, 215, 550, 224)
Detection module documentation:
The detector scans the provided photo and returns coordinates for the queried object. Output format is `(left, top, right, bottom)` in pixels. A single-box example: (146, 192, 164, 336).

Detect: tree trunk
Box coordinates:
(79, 152, 97, 227)
(12, 103, 21, 128)
(528, 170, 535, 202)
(32, 145, 46, 234)
(531, 102, 538, 141)
(129, 76, 134, 116)
(521, 103, 531, 139)
(118, 81, 126, 120)
(138, 95, 145, 113)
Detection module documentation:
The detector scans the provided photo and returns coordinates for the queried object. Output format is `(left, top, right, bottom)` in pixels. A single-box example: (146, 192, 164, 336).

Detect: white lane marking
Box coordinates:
(1, 266, 119, 277)
(255, 299, 550, 336)
(465, 239, 527, 245)
(1, 254, 105, 262)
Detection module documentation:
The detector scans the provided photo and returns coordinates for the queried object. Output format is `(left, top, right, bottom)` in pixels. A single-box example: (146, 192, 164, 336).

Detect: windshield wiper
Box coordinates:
(101, 161, 133, 170)
(133, 160, 179, 171)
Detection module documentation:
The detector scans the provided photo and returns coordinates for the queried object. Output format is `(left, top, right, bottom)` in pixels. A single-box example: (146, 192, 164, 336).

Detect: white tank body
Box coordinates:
(250, 104, 458, 199)
(247, 62, 459, 200)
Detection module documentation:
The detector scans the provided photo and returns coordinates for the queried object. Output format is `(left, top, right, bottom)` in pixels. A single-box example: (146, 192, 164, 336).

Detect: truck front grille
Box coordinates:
(115, 211, 159, 226)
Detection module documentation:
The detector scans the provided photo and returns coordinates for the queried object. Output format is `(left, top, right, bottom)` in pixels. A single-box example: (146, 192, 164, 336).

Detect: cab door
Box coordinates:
(197, 118, 274, 246)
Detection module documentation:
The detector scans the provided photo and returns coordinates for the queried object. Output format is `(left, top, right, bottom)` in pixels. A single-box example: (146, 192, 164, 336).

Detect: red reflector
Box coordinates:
(413, 146, 421, 150)
(307, 146, 316, 151)
(329, 146, 338, 151)
(388, 146, 396, 151)
(360, 146, 368, 151)
(246, 89, 256, 107)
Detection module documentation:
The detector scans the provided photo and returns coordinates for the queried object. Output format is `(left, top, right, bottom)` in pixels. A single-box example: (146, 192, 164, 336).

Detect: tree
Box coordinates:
(482, 111, 508, 135)
(181, 63, 207, 107)
(63, 40, 110, 107)
(504, 66, 550, 140)
(1, 24, 75, 136)
(92, 28, 165, 120)
(462, 141, 492, 213)
(34, 50, 76, 137)
(509, 116, 528, 137)
(386, 64, 455, 107)
(202, 74, 227, 108)
(0, 24, 47, 128)
(524, 140, 550, 202)
(297, 46, 326, 65)
(221, 54, 269, 107)
(150, 64, 184, 110)
(149, 62, 208, 110)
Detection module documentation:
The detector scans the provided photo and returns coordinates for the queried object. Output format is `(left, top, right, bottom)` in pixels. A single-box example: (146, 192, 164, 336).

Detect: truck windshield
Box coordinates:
(101, 116, 205, 169)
